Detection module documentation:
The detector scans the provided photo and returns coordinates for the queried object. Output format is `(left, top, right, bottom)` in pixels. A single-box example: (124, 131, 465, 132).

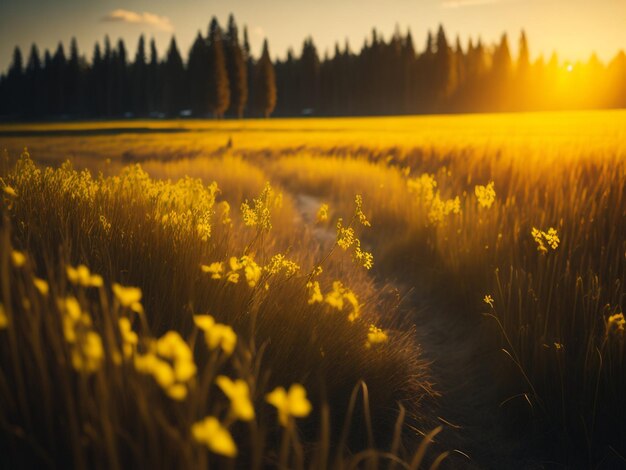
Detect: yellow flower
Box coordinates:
(316, 203, 329, 223)
(67, 264, 103, 288)
(475, 182, 496, 209)
(194, 315, 237, 355)
(366, 325, 388, 348)
(134, 331, 196, 400)
(119, 318, 138, 358)
(354, 195, 371, 227)
(265, 254, 300, 276)
(3, 185, 17, 198)
(112, 283, 144, 314)
(71, 331, 104, 373)
(531, 227, 560, 253)
(11, 250, 26, 267)
(0, 303, 8, 329)
(306, 281, 323, 305)
(483, 295, 494, 307)
(266, 383, 312, 427)
(216, 375, 255, 421)
(325, 282, 344, 310)
(241, 256, 262, 288)
(607, 313, 625, 336)
(33, 277, 49, 296)
(201, 262, 224, 279)
(191, 416, 237, 457)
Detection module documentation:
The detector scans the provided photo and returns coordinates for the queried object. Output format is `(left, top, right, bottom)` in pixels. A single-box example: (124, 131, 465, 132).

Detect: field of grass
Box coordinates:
(0, 110, 625, 468)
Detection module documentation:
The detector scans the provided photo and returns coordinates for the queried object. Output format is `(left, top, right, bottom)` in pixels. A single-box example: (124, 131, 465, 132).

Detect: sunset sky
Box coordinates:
(1, 0, 625, 72)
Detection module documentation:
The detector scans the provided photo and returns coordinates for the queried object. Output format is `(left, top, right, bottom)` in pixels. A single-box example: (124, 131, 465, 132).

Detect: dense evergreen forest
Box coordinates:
(1, 14, 625, 119)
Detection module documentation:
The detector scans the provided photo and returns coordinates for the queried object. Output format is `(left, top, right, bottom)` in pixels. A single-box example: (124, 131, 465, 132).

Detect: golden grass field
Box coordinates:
(0, 110, 625, 468)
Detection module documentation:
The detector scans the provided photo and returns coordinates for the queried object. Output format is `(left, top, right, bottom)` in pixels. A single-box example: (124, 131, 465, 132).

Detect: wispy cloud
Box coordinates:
(101, 9, 174, 32)
(441, 0, 501, 8)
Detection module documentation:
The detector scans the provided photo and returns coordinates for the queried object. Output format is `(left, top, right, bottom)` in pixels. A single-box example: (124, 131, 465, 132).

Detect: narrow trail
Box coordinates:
(292, 191, 537, 469)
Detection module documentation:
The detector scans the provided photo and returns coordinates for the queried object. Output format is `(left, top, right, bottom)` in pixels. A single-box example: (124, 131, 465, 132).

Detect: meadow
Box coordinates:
(0, 110, 625, 468)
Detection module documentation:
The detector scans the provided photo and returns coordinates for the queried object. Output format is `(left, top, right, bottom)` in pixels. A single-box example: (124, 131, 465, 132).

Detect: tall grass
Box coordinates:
(0, 152, 444, 468)
(261, 141, 626, 465)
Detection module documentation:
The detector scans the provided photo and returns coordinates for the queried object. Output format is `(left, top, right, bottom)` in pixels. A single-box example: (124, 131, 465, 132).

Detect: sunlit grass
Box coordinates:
(0, 109, 624, 466)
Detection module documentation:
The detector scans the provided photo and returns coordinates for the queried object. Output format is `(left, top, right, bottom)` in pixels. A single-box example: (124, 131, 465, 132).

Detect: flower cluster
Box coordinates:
(531, 227, 560, 253)
(475, 181, 496, 208)
(366, 325, 388, 348)
(194, 315, 237, 356)
(58, 296, 104, 374)
(134, 331, 197, 401)
(241, 182, 278, 231)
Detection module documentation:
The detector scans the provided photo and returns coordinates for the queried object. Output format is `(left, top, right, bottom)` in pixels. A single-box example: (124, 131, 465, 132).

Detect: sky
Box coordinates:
(1, 0, 625, 72)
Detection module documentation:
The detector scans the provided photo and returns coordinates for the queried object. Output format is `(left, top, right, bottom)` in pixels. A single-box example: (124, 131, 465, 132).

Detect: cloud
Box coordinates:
(441, 0, 501, 8)
(101, 9, 173, 32)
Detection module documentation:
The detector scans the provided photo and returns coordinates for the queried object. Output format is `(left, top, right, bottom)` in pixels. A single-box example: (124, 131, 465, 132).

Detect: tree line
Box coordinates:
(1, 15, 625, 120)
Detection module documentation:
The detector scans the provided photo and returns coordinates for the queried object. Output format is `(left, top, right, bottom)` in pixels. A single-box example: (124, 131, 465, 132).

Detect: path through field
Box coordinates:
(294, 191, 536, 469)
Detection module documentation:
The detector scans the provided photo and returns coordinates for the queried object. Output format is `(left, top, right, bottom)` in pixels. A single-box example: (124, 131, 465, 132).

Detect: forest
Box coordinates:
(1, 14, 626, 120)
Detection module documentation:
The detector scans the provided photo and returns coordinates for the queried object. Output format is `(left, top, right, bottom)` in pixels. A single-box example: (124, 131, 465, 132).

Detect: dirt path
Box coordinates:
(292, 191, 537, 469)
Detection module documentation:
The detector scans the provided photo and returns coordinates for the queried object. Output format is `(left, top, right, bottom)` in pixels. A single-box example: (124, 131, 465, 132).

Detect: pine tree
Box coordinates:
(115, 39, 129, 114)
(255, 39, 276, 117)
(187, 33, 210, 116)
(25, 44, 42, 117)
(90, 42, 104, 116)
(132, 35, 148, 115)
(147, 39, 160, 113)
(242, 26, 255, 115)
(299, 37, 320, 114)
(225, 14, 248, 118)
(51, 43, 67, 114)
(67, 38, 82, 115)
(6, 47, 24, 115)
(433, 24, 454, 105)
(164, 37, 185, 115)
(207, 17, 230, 118)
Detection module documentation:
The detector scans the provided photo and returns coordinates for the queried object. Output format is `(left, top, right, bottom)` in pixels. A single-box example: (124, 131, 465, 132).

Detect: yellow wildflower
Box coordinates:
(216, 376, 255, 421)
(306, 281, 323, 305)
(241, 256, 262, 288)
(218, 201, 232, 225)
(607, 313, 625, 336)
(531, 227, 560, 253)
(336, 218, 355, 250)
(67, 264, 103, 288)
(366, 325, 388, 348)
(11, 250, 26, 267)
(201, 262, 224, 279)
(325, 281, 345, 310)
(241, 182, 274, 231)
(70, 331, 104, 373)
(112, 283, 144, 314)
(475, 182, 496, 209)
(266, 384, 312, 427)
(316, 203, 329, 223)
(265, 254, 300, 276)
(354, 195, 371, 227)
(118, 318, 138, 358)
(3, 185, 17, 198)
(191, 416, 237, 457)
(483, 295, 494, 308)
(194, 315, 237, 355)
(135, 331, 196, 400)
(33, 277, 49, 296)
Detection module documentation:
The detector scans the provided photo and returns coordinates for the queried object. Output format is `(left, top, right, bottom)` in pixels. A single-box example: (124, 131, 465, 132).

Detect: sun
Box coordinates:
(566, 63, 574, 73)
